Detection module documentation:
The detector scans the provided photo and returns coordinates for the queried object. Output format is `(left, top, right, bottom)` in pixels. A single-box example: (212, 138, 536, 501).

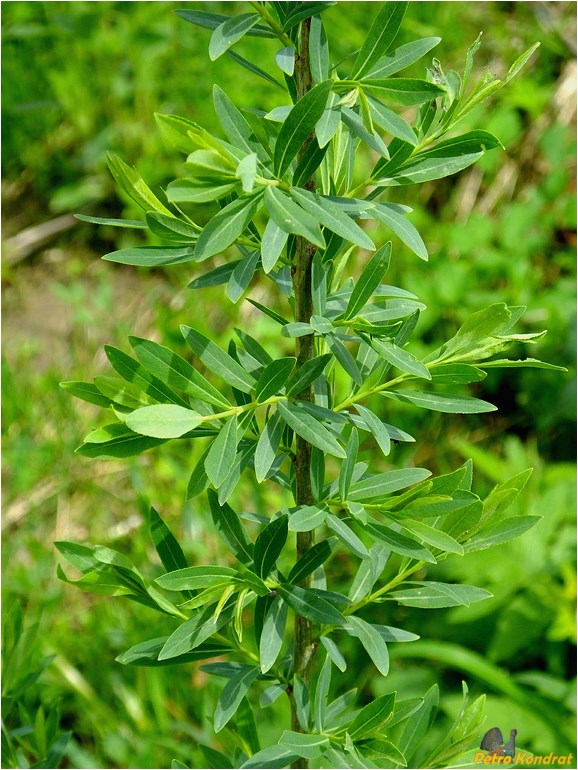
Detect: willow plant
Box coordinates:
(58, 4, 562, 768)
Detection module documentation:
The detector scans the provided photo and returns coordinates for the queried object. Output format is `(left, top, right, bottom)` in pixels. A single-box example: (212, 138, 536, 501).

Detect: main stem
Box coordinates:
(290, 17, 317, 762)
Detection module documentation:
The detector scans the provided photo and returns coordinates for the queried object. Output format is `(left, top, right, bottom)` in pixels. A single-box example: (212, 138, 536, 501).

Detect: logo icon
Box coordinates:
(480, 727, 518, 758)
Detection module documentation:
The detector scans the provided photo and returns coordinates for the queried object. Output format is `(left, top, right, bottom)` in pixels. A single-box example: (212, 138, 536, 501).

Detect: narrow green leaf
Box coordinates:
(248, 299, 289, 326)
(166, 178, 238, 204)
(314, 654, 332, 731)
(345, 616, 390, 676)
(365, 37, 441, 79)
(214, 666, 260, 732)
(340, 106, 390, 157)
(156, 566, 238, 591)
(349, 467, 431, 501)
(181, 325, 256, 393)
(326, 333, 362, 385)
(107, 152, 172, 215)
(430, 363, 486, 383)
(339, 428, 359, 502)
(240, 745, 300, 769)
(364, 521, 436, 563)
(481, 358, 567, 371)
(195, 194, 263, 261)
(205, 415, 239, 488)
(282, 2, 337, 32)
(326, 515, 368, 559)
(315, 92, 341, 147)
(125, 404, 203, 439)
(102, 246, 197, 267)
(213, 85, 268, 161)
(228, 248, 260, 303)
(259, 596, 288, 674)
(370, 204, 428, 260)
(264, 187, 325, 247)
(402, 519, 464, 555)
(376, 152, 483, 186)
(254, 515, 288, 579)
(285, 354, 331, 398)
(274, 80, 333, 176)
(348, 691, 396, 739)
(255, 358, 296, 402)
(60, 380, 113, 409)
(262, 219, 289, 274)
(260, 684, 286, 708)
(463, 515, 541, 552)
(276, 46, 295, 76)
(174, 10, 275, 38)
(227, 49, 286, 91)
(148, 507, 189, 574)
(76, 424, 166, 458)
(279, 731, 329, 760)
(381, 389, 497, 413)
(342, 242, 391, 320)
(320, 636, 347, 672)
(389, 581, 493, 608)
(207, 490, 254, 564)
(290, 188, 375, 250)
(366, 96, 417, 144)
(254, 412, 284, 483)
(235, 153, 258, 194)
(278, 584, 345, 626)
(129, 336, 230, 408)
(75, 214, 146, 229)
(367, 336, 431, 379)
(360, 77, 445, 105)
(116, 637, 229, 667)
(288, 505, 328, 533)
(288, 539, 335, 584)
(209, 14, 261, 61)
(354, 403, 391, 457)
(309, 15, 329, 84)
(145, 212, 200, 243)
(351, 2, 407, 79)
(277, 401, 346, 458)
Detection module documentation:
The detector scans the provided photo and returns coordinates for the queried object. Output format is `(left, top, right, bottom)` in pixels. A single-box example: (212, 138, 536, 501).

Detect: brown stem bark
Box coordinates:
(288, 17, 319, 769)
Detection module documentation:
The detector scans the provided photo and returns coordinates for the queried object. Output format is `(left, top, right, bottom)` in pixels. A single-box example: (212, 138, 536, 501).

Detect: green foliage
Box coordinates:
(3, 2, 575, 768)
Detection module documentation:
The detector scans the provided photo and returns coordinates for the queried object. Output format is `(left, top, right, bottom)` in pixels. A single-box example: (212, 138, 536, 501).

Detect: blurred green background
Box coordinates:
(2, 2, 576, 768)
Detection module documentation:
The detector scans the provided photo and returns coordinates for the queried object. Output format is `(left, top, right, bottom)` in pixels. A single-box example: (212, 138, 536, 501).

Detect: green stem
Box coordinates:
(289, 18, 318, 768)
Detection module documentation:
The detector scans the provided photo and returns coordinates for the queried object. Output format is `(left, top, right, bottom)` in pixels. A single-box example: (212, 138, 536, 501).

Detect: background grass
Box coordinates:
(2, 2, 576, 768)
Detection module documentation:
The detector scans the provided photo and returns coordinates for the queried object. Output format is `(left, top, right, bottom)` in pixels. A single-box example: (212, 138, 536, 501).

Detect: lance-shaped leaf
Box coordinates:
(326, 333, 362, 385)
(102, 246, 197, 267)
(289, 188, 375, 250)
(235, 153, 258, 194)
(274, 80, 333, 177)
(116, 637, 230, 667)
(388, 581, 493, 608)
(364, 520, 436, 563)
(181, 326, 256, 393)
(125, 404, 203, 439)
(354, 403, 391, 458)
(288, 539, 336, 584)
(75, 213, 146, 229)
(339, 429, 359, 501)
(279, 732, 329, 760)
(348, 691, 396, 739)
(462, 515, 541, 553)
(351, 2, 407, 79)
(403, 519, 464, 555)
(76, 423, 166, 459)
(262, 219, 289, 274)
(61, 380, 113, 409)
(228, 248, 260, 303)
(278, 584, 345, 626)
(319, 636, 347, 672)
(148, 507, 189, 574)
(264, 187, 325, 247)
(107, 153, 172, 215)
(254, 411, 284, 483)
(360, 77, 445, 105)
(277, 401, 346, 458)
(209, 13, 261, 60)
(275, 46, 295, 76)
(377, 152, 483, 186)
(345, 616, 390, 676)
(260, 596, 288, 673)
(240, 746, 300, 769)
(326, 515, 368, 559)
(349, 467, 431, 501)
(341, 242, 391, 320)
(207, 490, 254, 564)
(366, 96, 417, 145)
(366, 336, 430, 379)
(254, 515, 288, 579)
(129, 336, 230, 408)
(381, 389, 497, 413)
(174, 9, 275, 38)
(288, 505, 328, 533)
(309, 15, 329, 84)
(282, 2, 337, 32)
(156, 565, 238, 591)
(366, 37, 441, 79)
(205, 415, 240, 488)
(214, 666, 261, 732)
(213, 85, 269, 162)
(255, 357, 296, 402)
(195, 194, 263, 261)
(368, 204, 428, 261)
(285, 354, 331, 398)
